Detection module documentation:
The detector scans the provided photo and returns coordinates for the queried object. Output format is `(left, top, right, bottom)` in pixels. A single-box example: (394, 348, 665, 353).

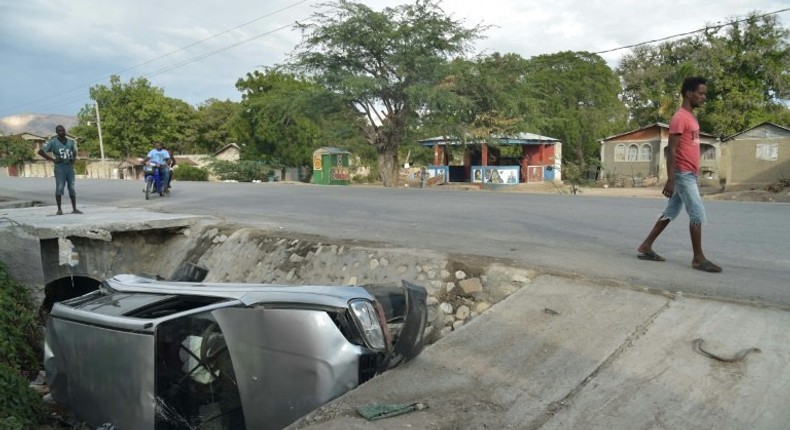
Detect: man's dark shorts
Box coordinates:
(54, 163, 76, 197)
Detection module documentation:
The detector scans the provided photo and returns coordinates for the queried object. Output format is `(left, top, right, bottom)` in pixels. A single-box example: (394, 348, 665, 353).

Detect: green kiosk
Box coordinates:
(312, 147, 351, 185)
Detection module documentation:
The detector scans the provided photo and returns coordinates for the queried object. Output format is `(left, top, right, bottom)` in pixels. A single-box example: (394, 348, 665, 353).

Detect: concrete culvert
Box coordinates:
(41, 276, 102, 316)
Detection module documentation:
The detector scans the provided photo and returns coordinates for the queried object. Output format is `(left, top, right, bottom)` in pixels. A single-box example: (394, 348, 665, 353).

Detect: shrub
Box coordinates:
(0, 363, 46, 429)
(0, 263, 46, 428)
(0, 263, 42, 373)
(74, 159, 87, 175)
(208, 160, 275, 182)
(173, 165, 208, 182)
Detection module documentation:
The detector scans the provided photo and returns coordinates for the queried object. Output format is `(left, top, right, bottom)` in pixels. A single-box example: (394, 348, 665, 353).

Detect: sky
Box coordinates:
(0, 0, 787, 118)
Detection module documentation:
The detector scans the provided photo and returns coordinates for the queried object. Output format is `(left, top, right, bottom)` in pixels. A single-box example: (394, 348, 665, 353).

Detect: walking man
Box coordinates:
(637, 76, 721, 273)
(38, 125, 82, 215)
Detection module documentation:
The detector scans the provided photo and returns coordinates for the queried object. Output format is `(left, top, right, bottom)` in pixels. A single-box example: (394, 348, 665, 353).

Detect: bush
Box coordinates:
(0, 363, 46, 429)
(0, 263, 42, 373)
(74, 159, 87, 175)
(173, 165, 208, 182)
(208, 160, 275, 182)
(0, 263, 46, 428)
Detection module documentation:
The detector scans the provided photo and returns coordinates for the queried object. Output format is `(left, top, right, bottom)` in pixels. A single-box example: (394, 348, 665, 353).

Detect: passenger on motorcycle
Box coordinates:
(143, 142, 172, 192)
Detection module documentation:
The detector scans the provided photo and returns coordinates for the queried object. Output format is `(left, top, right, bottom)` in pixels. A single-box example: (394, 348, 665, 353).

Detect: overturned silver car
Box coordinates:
(44, 274, 428, 430)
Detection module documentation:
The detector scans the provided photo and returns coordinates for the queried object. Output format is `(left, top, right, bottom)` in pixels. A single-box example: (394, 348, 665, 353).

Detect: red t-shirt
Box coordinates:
(668, 108, 700, 174)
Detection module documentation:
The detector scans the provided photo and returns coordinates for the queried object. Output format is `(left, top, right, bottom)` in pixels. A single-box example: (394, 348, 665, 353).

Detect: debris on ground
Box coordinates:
(692, 338, 761, 363)
(357, 402, 428, 421)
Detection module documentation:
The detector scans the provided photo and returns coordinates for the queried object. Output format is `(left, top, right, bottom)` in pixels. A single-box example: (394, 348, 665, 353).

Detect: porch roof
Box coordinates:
(419, 132, 560, 147)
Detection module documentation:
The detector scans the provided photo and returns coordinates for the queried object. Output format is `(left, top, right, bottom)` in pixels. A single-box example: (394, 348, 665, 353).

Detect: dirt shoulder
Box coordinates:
(482, 182, 790, 203)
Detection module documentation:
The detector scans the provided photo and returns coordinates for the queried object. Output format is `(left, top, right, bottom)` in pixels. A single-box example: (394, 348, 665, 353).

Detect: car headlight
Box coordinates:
(349, 300, 386, 350)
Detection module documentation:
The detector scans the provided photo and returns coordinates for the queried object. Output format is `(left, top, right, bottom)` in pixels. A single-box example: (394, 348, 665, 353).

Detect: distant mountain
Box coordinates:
(0, 113, 78, 137)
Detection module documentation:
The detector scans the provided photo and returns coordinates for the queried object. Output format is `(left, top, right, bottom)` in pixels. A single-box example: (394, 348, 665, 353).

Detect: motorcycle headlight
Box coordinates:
(349, 299, 386, 350)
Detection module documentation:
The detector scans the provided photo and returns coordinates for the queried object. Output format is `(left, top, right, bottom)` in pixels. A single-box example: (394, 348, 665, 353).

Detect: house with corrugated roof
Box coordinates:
(720, 122, 790, 189)
(599, 123, 720, 186)
(418, 132, 563, 184)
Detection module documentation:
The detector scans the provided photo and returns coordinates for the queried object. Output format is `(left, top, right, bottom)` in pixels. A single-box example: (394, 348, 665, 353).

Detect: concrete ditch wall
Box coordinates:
(183, 226, 537, 343)
(13, 220, 537, 344)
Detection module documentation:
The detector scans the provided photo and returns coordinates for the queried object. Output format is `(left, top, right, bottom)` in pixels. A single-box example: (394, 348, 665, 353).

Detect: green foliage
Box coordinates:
(423, 53, 538, 142)
(0, 136, 34, 167)
(618, 12, 790, 135)
(560, 160, 601, 195)
(71, 75, 199, 159)
(232, 70, 332, 167)
(208, 160, 275, 182)
(196, 99, 240, 154)
(0, 263, 43, 374)
(700, 13, 790, 135)
(522, 51, 628, 165)
(74, 159, 87, 175)
(173, 165, 209, 182)
(0, 264, 46, 429)
(289, 0, 487, 186)
(0, 363, 46, 429)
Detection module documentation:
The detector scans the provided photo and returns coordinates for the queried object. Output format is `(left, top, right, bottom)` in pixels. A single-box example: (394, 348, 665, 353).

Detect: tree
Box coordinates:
(289, 0, 486, 186)
(522, 51, 628, 165)
(618, 12, 790, 136)
(70, 76, 198, 159)
(231, 69, 350, 168)
(195, 99, 240, 154)
(0, 135, 34, 167)
(165, 97, 199, 153)
(700, 13, 790, 136)
(422, 53, 538, 143)
(618, 41, 703, 126)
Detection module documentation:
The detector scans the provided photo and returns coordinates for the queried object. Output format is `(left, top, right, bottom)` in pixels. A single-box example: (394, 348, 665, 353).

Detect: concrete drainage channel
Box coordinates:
(1, 207, 535, 428)
(168, 225, 535, 344)
(37, 222, 534, 344)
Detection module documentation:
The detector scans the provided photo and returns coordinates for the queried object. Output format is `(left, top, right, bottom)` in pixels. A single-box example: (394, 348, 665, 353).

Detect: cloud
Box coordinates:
(0, 0, 785, 116)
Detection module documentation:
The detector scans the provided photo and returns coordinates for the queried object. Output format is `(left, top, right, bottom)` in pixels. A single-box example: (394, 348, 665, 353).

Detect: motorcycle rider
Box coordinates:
(143, 141, 171, 193)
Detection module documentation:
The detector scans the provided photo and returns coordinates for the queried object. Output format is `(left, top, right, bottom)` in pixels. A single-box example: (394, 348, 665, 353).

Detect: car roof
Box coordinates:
(104, 274, 373, 308)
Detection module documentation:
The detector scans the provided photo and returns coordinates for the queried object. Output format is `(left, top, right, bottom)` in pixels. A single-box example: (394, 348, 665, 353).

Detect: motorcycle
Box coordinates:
(142, 163, 168, 200)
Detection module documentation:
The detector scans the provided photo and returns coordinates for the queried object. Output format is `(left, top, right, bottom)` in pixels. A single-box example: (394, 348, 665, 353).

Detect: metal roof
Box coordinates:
(600, 122, 717, 143)
(722, 121, 790, 142)
(419, 132, 560, 146)
(313, 147, 350, 155)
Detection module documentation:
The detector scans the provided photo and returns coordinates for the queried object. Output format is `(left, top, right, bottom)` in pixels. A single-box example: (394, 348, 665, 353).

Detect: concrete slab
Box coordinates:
(0, 199, 40, 209)
(544, 298, 790, 430)
(289, 276, 670, 429)
(0, 205, 205, 240)
(289, 276, 790, 429)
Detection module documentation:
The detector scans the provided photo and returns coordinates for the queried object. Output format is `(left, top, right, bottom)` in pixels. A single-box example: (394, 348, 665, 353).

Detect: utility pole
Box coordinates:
(94, 101, 106, 178)
(94, 102, 105, 163)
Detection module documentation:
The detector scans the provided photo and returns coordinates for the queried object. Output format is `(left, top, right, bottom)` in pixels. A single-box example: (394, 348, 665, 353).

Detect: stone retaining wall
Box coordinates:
(178, 225, 536, 343)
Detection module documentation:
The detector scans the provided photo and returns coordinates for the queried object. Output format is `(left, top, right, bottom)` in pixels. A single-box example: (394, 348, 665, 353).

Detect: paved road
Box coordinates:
(1, 176, 788, 307)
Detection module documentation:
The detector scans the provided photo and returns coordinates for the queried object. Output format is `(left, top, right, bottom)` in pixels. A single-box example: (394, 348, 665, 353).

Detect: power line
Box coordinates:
(594, 7, 790, 55)
(1, 0, 309, 115)
(6, 5, 788, 115)
(13, 19, 308, 115)
(141, 21, 306, 80)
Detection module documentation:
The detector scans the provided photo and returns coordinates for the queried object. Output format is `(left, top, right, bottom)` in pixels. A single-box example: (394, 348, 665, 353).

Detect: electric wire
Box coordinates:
(594, 7, 790, 54)
(0, 0, 309, 115)
(2, 6, 788, 116)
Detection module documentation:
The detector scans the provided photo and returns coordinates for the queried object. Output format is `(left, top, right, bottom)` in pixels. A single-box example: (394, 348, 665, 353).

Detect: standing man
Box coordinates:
(38, 125, 82, 215)
(637, 77, 721, 273)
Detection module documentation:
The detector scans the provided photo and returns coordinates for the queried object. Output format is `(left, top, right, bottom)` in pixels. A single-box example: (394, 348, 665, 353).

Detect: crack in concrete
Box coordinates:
(528, 298, 674, 429)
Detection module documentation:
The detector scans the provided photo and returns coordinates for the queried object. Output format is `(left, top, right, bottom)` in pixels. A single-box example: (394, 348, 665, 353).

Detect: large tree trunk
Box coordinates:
(377, 145, 399, 187)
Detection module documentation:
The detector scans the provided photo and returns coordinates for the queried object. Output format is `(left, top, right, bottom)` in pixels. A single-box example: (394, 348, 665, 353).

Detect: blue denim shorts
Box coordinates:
(54, 163, 76, 197)
(661, 172, 706, 225)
